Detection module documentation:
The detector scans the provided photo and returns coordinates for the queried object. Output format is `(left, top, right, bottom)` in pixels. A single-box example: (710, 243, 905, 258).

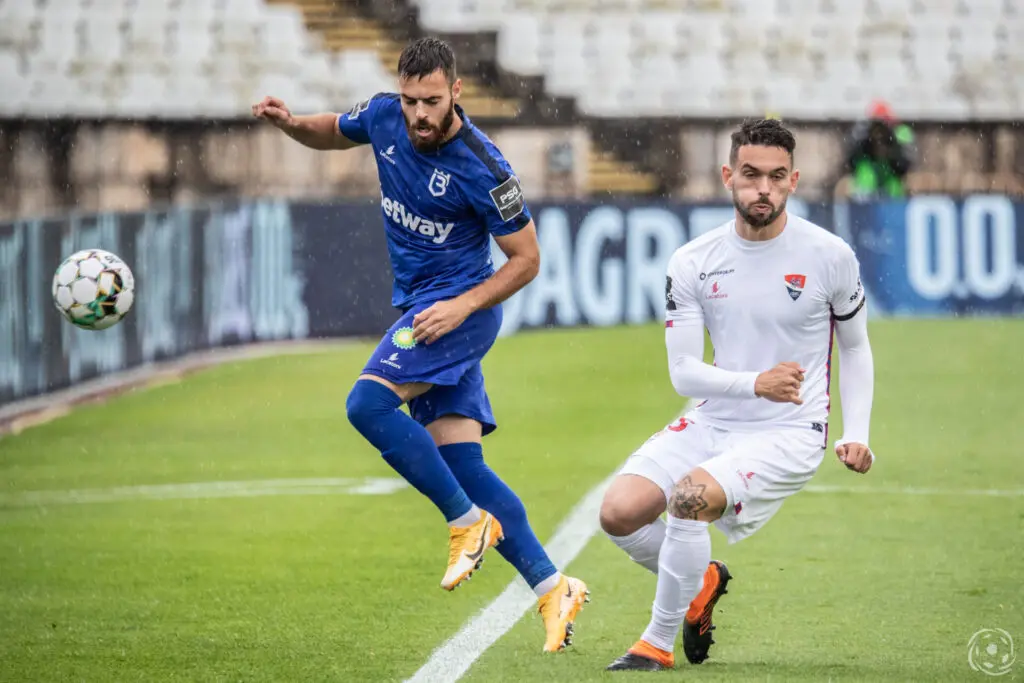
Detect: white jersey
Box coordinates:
(665, 215, 865, 431)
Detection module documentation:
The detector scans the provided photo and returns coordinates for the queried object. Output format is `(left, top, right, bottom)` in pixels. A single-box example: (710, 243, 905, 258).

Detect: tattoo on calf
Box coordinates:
(669, 475, 709, 520)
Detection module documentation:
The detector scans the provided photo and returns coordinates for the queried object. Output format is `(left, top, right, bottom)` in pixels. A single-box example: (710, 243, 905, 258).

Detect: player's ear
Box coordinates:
(451, 78, 462, 101)
(790, 168, 800, 192)
(722, 164, 733, 189)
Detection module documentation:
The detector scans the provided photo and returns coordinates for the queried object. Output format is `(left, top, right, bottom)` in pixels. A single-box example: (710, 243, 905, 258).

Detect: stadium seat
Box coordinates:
(1, 0, 1020, 122)
(498, 14, 544, 76)
(0, 0, 399, 118)
(409, 0, 1022, 120)
(0, 3, 38, 54)
(0, 52, 28, 117)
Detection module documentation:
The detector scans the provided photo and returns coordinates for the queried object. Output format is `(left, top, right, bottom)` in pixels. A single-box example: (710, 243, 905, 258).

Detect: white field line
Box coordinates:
(402, 480, 1024, 683)
(804, 484, 1024, 497)
(404, 472, 617, 683)
(0, 477, 410, 507)
(405, 399, 692, 683)
(7, 349, 1022, 683)
(3, 474, 1020, 683)
(404, 372, 1024, 683)
(403, 407, 1024, 683)
(2, 478, 1019, 511)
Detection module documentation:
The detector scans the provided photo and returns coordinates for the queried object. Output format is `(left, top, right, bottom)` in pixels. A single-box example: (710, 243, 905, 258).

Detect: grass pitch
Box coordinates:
(1, 319, 1021, 682)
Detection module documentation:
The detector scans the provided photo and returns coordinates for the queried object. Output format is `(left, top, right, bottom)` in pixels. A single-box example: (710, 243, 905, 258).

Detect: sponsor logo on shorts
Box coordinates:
(391, 327, 417, 350)
(381, 352, 402, 370)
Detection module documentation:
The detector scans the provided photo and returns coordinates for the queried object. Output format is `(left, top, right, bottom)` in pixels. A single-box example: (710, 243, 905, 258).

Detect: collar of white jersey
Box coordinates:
(726, 214, 796, 251)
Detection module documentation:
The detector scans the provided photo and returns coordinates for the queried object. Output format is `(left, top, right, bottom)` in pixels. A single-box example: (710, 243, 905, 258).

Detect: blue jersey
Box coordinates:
(337, 94, 532, 310)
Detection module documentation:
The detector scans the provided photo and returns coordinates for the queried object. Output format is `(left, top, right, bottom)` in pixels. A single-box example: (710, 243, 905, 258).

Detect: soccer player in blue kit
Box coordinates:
(252, 37, 588, 652)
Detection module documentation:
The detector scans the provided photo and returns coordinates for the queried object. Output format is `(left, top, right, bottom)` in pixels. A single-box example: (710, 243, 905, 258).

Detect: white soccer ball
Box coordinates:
(52, 249, 136, 330)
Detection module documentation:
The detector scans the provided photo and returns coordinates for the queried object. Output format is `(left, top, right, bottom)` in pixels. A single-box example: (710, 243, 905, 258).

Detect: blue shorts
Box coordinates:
(361, 302, 502, 435)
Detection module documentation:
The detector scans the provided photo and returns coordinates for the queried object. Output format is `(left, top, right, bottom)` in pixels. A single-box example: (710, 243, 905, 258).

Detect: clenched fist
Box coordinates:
(754, 361, 805, 405)
(252, 96, 294, 130)
(835, 441, 873, 474)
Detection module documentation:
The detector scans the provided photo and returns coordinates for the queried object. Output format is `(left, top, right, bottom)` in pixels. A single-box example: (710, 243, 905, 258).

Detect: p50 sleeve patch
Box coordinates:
(347, 98, 370, 120)
(488, 176, 526, 222)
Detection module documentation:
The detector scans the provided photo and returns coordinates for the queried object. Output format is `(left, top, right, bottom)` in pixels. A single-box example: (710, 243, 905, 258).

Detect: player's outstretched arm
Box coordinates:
(833, 302, 875, 473)
(251, 96, 360, 151)
(412, 221, 540, 345)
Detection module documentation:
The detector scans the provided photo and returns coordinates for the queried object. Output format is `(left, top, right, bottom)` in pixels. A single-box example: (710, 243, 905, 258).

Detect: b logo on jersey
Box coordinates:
(785, 273, 806, 301)
(428, 169, 451, 197)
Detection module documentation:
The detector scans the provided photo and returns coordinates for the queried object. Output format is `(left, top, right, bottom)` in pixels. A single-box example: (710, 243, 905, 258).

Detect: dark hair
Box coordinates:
(397, 37, 457, 86)
(729, 118, 796, 165)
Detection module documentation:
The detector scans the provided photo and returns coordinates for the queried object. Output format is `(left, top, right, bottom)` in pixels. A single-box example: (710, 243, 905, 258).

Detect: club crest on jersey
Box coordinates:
(428, 169, 451, 197)
(785, 273, 806, 301)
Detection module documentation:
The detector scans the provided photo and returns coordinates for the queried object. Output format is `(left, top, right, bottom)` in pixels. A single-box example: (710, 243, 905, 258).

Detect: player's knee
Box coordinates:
(600, 475, 666, 536)
(599, 496, 650, 537)
(344, 385, 367, 427)
(668, 470, 727, 522)
(345, 378, 401, 431)
(599, 502, 636, 537)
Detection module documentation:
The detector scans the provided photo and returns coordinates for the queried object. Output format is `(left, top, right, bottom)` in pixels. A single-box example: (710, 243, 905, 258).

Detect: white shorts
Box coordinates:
(619, 415, 826, 544)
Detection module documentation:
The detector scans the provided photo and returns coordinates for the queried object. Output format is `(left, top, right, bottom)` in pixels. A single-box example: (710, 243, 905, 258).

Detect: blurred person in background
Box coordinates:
(843, 100, 916, 200)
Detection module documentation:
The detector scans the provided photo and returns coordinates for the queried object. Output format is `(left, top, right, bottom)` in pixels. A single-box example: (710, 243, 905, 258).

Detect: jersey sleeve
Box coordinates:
(335, 93, 392, 146)
(466, 156, 532, 236)
(829, 241, 866, 321)
(665, 250, 704, 326)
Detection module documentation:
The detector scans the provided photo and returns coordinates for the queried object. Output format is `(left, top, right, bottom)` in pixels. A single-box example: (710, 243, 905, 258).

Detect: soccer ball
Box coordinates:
(52, 249, 136, 330)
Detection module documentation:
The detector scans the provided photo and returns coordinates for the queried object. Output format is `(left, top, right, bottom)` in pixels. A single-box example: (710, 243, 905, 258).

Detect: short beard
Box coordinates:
(407, 100, 455, 153)
(734, 194, 786, 229)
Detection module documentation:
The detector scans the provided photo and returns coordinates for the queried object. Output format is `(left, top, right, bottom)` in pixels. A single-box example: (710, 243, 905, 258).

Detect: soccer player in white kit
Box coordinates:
(602, 119, 876, 672)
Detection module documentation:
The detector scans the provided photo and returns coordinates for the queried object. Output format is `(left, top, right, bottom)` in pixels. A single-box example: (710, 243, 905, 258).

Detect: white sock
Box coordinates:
(607, 518, 667, 574)
(640, 517, 710, 652)
(448, 505, 482, 528)
(532, 572, 562, 598)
